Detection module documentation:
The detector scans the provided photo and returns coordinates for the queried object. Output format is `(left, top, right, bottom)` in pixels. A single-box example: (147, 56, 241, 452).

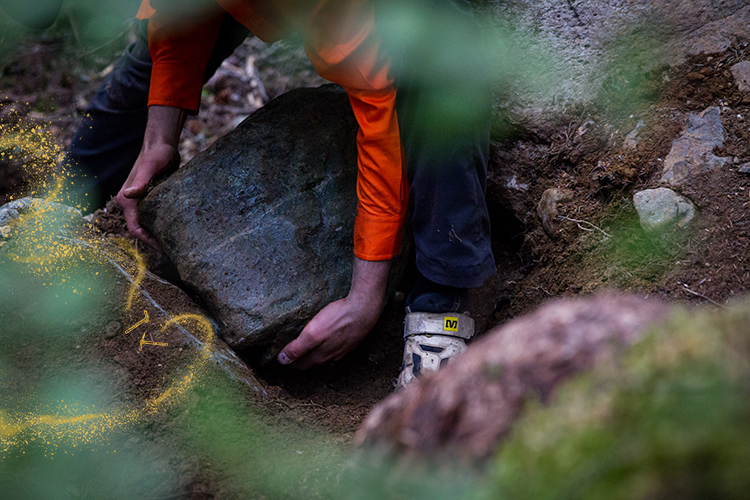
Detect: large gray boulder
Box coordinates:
(139, 85, 361, 352)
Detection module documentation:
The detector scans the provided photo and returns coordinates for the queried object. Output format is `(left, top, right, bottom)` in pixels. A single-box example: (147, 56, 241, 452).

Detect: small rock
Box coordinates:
(105, 321, 122, 339)
(537, 188, 574, 236)
(687, 72, 706, 81)
(506, 175, 529, 191)
(660, 107, 729, 185)
(738, 163, 750, 174)
(730, 61, 750, 92)
(623, 119, 645, 149)
(633, 188, 695, 233)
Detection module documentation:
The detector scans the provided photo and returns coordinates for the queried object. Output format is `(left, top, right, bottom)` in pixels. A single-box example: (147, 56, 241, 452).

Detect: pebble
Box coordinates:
(105, 321, 122, 339)
(537, 188, 574, 236)
(633, 188, 695, 233)
(623, 119, 645, 149)
(660, 106, 729, 185)
(730, 61, 750, 92)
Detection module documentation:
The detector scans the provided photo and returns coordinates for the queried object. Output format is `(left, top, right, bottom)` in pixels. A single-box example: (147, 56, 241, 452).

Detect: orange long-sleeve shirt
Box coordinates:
(137, 0, 408, 261)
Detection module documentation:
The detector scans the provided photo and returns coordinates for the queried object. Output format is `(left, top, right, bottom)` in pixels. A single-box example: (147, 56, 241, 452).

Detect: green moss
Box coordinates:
(486, 303, 750, 500)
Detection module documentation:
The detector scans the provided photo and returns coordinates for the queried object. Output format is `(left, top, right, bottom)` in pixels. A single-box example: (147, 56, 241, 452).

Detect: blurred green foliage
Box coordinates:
(596, 23, 668, 122)
(162, 301, 750, 500)
(0, 2, 745, 498)
(376, 0, 553, 143)
(486, 304, 750, 500)
(0, 245, 181, 499)
(0, 0, 140, 61)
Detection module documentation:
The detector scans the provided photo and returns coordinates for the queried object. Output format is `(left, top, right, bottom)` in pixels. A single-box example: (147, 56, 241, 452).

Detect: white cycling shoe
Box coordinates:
(395, 311, 474, 390)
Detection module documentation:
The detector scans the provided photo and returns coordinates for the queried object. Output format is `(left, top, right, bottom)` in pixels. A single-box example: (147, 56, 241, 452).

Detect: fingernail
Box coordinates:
(278, 352, 290, 365)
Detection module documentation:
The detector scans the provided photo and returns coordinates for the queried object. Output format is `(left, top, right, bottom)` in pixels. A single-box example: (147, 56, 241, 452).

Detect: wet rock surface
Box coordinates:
(633, 188, 696, 233)
(356, 295, 669, 459)
(660, 106, 729, 185)
(139, 85, 361, 354)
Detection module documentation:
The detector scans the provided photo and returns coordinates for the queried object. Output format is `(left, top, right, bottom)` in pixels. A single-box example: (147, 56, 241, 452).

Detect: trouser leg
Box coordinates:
(67, 19, 151, 207)
(67, 16, 250, 208)
(394, 0, 495, 289)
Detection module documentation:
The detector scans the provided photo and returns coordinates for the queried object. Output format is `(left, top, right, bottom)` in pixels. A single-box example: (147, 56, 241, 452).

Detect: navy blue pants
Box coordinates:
(68, 2, 494, 289)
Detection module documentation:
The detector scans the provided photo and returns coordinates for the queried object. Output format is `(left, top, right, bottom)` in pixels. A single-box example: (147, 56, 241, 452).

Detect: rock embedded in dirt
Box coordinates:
(355, 295, 670, 459)
(660, 106, 730, 186)
(731, 61, 750, 92)
(536, 188, 574, 236)
(634, 188, 696, 233)
(623, 119, 645, 149)
(739, 163, 750, 174)
(486, 148, 535, 229)
(139, 85, 362, 354)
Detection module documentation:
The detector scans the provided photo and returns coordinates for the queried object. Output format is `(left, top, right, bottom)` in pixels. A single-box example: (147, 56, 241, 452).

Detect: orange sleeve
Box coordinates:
(138, 0, 224, 114)
(301, 1, 408, 260)
(346, 87, 408, 261)
(136, 0, 154, 19)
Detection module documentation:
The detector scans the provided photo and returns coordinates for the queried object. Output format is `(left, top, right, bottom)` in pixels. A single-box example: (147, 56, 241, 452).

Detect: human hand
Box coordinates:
(277, 257, 391, 369)
(115, 106, 186, 249)
(116, 144, 179, 249)
(277, 295, 383, 369)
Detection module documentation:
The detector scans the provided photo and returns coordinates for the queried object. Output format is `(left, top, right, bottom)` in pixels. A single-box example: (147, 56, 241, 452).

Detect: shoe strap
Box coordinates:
(404, 312, 474, 340)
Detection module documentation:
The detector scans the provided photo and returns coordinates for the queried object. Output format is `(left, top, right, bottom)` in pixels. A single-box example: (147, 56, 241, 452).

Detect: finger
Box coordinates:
(278, 328, 324, 366)
(123, 153, 175, 199)
(119, 196, 161, 250)
(289, 338, 352, 370)
(122, 184, 148, 199)
(132, 227, 162, 250)
(289, 348, 329, 370)
(123, 164, 160, 198)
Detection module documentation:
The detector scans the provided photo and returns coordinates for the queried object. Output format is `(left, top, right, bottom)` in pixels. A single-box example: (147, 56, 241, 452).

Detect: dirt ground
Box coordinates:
(2, 20, 750, 496)
(500, 46, 750, 315)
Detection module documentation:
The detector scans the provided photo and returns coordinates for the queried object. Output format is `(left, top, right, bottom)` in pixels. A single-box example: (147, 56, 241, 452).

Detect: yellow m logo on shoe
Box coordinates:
(444, 317, 459, 332)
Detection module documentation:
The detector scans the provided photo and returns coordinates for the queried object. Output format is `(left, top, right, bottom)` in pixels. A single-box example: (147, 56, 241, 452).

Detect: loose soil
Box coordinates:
(3, 21, 750, 498)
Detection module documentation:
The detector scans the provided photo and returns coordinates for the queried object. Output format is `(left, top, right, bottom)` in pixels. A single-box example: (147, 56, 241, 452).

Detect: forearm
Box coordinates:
(348, 256, 391, 308)
(346, 88, 408, 261)
(143, 105, 188, 149)
(119, 105, 187, 198)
